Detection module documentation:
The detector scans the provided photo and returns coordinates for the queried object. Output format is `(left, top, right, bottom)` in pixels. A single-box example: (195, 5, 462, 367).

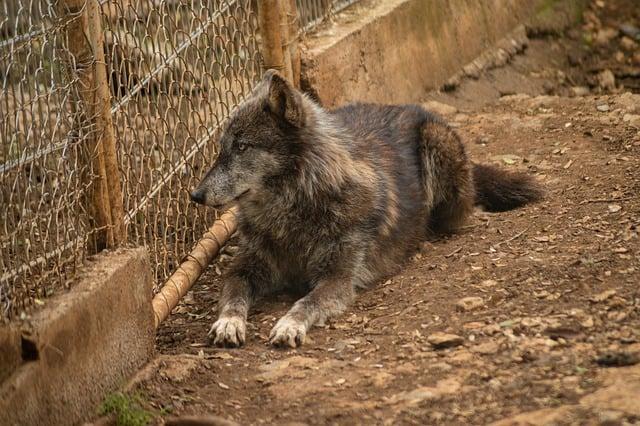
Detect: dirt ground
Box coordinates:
(126, 1, 640, 424)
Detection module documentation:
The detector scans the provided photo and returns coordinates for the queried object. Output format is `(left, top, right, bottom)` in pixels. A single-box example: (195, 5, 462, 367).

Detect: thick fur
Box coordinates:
(191, 70, 542, 348)
(472, 163, 543, 212)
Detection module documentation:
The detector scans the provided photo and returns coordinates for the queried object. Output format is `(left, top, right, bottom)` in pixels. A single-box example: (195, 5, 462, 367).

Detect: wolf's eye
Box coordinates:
(238, 141, 247, 152)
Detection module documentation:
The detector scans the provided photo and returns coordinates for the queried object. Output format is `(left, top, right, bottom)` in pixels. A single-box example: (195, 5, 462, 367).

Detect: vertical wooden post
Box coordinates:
(257, 0, 286, 76)
(60, 0, 125, 251)
(278, 0, 294, 83)
(285, 0, 301, 88)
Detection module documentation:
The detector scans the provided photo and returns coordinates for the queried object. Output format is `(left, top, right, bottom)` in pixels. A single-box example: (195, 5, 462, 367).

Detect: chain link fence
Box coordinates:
(1, 1, 94, 321)
(0, 0, 261, 323)
(101, 0, 261, 290)
(296, 0, 360, 32)
(1, 0, 360, 324)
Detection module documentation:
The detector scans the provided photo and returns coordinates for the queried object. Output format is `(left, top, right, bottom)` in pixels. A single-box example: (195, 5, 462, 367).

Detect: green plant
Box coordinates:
(99, 392, 153, 426)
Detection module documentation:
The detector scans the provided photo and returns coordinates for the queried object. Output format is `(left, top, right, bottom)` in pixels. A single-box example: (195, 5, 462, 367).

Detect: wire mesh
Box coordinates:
(0, 0, 262, 323)
(102, 0, 261, 291)
(1, 1, 96, 322)
(296, 0, 360, 32)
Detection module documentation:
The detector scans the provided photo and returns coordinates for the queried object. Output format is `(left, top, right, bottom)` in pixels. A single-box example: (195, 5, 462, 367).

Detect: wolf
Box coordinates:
(190, 70, 542, 348)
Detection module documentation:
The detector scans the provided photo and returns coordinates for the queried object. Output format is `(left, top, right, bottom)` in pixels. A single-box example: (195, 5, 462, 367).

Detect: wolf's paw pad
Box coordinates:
(269, 316, 307, 348)
(208, 316, 246, 348)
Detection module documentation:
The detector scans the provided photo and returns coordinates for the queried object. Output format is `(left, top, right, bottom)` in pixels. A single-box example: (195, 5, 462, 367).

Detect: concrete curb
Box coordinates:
(0, 248, 155, 426)
(301, 0, 570, 107)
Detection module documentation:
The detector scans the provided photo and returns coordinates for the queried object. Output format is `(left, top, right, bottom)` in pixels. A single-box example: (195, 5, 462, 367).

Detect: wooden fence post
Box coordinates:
(257, 0, 287, 77)
(283, 0, 301, 88)
(60, 0, 125, 251)
(278, 0, 294, 84)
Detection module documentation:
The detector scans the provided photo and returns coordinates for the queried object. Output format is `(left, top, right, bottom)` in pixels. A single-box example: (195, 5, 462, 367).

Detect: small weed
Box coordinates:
(99, 392, 153, 426)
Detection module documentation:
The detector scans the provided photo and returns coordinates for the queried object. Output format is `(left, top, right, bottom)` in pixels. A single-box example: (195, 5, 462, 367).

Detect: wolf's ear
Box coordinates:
(264, 69, 305, 127)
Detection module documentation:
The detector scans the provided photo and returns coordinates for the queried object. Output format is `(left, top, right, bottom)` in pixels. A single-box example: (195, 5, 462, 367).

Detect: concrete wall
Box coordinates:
(301, 0, 547, 107)
(0, 248, 155, 426)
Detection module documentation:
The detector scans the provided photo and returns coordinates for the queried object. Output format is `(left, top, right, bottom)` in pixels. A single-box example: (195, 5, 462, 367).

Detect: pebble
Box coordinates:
(597, 104, 611, 112)
(472, 341, 500, 355)
(456, 296, 485, 312)
(427, 332, 464, 349)
(590, 289, 617, 302)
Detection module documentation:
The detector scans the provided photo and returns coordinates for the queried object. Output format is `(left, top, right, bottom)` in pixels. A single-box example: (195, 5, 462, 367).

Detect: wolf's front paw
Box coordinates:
(269, 316, 307, 348)
(208, 316, 246, 347)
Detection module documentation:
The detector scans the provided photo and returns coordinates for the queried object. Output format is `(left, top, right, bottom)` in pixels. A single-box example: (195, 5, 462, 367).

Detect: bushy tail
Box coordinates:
(472, 163, 543, 212)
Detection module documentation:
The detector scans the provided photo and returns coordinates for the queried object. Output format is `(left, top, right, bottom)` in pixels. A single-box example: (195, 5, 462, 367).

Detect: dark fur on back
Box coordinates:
(191, 70, 543, 348)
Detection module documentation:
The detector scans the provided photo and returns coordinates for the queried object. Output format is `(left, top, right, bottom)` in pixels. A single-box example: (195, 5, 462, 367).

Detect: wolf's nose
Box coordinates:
(190, 189, 206, 205)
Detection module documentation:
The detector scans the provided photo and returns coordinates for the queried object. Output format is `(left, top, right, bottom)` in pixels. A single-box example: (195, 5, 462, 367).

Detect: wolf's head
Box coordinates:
(190, 70, 308, 208)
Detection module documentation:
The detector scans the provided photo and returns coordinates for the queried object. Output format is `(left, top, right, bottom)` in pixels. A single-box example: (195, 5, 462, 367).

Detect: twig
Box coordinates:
(493, 228, 528, 248)
(579, 197, 631, 205)
(444, 247, 462, 258)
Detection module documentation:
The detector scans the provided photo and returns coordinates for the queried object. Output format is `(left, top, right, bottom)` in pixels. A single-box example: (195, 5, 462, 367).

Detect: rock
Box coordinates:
(472, 341, 500, 355)
(597, 69, 616, 91)
(479, 279, 498, 288)
(476, 136, 491, 145)
(616, 92, 640, 113)
(490, 405, 583, 426)
(608, 204, 621, 213)
(423, 100, 458, 116)
(255, 356, 318, 383)
(570, 86, 590, 97)
(158, 355, 202, 383)
(597, 104, 611, 112)
(388, 378, 462, 406)
(580, 365, 640, 416)
(448, 349, 475, 364)
(622, 114, 640, 129)
(456, 296, 485, 312)
(619, 23, 640, 40)
(590, 289, 617, 302)
(594, 28, 618, 45)
(427, 332, 464, 349)
(620, 36, 639, 51)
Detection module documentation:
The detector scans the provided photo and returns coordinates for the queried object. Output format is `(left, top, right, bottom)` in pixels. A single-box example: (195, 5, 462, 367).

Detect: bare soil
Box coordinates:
(128, 1, 640, 424)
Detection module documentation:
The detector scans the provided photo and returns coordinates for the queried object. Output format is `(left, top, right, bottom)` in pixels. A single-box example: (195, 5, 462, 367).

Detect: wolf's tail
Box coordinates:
(472, 163, 543, 212)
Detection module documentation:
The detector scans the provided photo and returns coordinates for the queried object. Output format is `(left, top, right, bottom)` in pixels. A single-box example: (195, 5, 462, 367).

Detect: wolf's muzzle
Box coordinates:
(190, 188, 206, 205)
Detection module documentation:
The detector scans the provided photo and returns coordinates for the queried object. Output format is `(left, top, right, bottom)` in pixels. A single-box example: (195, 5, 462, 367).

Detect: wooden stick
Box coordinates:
(278, 0, 293, 83)
(257, 0, 286, 75)
(86, 0, 126, 245)
(60, 0, 115, 251)
(152, 207, 239, 328)
(285, 0, 301, 87)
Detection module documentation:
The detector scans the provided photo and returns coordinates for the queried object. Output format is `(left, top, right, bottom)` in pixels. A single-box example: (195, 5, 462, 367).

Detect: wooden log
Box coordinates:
(257, 0, 286, 75)
(60, 0, 125, 250)
(152, 207, 239, 328)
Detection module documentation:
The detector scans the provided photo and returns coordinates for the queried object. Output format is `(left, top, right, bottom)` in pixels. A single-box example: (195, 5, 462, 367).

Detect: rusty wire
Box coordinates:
(102, 0, 261, 292)
(296, 0, 360, 32)
(0, 0, 261, 323)
(1, 0, 97, 322)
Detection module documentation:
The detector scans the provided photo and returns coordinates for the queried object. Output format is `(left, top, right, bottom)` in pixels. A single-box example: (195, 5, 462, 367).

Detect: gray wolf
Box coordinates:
(191, 70, 542, 348)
